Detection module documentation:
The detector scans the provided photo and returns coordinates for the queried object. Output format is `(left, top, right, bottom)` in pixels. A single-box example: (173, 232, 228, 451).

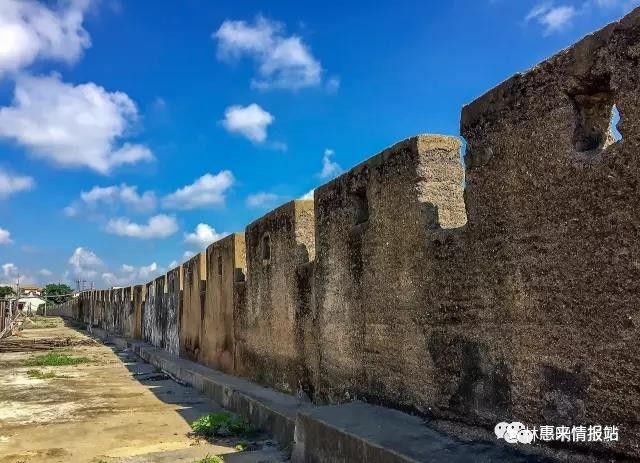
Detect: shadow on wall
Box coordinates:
(63, 7, 640, 460)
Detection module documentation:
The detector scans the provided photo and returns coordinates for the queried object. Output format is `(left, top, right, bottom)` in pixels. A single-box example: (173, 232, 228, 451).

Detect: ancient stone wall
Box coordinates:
(201, 233, 246, 373)
(63, 9, 640, 459)
(236, 201, 315, 394)
(132, 285, 145, 339)
(180, 252, 206, 361)
(457, 12, 640, 456)
(164, 266, 181, 355)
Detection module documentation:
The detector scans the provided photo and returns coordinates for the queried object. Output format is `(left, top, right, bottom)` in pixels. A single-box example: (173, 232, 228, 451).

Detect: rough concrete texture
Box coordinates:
(458, 10, 640, 458)
(0, 321, 283, 463)
(292, 402, 554, 463)
(132, 284, 145, 339)
(201, 233, 246, 373)
(164, 266, 181, 355)
(142, 279, 159, 348)
(58, 9, 640, 460)
(237, 201, 316, 395)
(314, 135, 468, 412)
(180, 252, 206, 361)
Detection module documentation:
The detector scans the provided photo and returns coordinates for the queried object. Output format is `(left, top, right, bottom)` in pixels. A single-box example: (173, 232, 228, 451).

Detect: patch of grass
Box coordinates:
(24, 316, 62, 329)
(25, 352, 90, 367)
(26, 369, 58, 379)
(191, 412, 256, 438)
(195, 456, 224, 463)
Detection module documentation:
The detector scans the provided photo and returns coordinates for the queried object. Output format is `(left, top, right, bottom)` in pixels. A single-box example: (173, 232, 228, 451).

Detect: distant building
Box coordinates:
(20, 286, 43, 297)
(18, 296, 46, 314)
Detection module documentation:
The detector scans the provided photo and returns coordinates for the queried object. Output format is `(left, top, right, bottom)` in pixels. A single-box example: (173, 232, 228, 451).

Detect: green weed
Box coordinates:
(191, 412, 256, 438)
(26, 369, 57, 379)
(25, 352, 90, 367)
(195, 455, 224, 463)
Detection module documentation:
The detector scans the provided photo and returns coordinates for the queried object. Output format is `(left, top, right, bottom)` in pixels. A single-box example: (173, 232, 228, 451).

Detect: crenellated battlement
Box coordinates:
(55, 8, 640, 459)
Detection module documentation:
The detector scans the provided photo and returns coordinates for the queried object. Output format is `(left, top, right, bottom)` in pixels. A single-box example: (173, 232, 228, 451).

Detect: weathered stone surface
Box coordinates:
(59, 8, 640, 459)
(458, 9, 640, 456)
(132, 284, 145, 339)
(201, 233, 246, 373)
(236, 201, 315, 395)
(164, 265, 181, 355)
(180, 252, 206, 361)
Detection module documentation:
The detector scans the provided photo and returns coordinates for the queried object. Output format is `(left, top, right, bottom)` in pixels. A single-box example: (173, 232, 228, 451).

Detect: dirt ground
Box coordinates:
(0, 318, 286, 463)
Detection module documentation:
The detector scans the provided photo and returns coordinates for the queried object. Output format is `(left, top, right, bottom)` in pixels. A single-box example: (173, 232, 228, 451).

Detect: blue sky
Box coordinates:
(0, 0, 636, 288)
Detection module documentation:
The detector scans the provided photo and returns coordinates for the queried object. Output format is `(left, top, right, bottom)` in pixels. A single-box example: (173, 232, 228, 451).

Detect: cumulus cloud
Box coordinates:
(68, 247, 103, 279)
(137, 262, 159, 279)
(184, 223, 228, 249)
(39, 268, 52, 276)
(214, 16, 324, 90)
(163, 171, 234, 210)
(526, 3, 577, 34)
(183, 250, 195, 259)
(299, 189, 315, 200)
(0, 0, 92, 77)
(2, 263, 18, 278)
(105, 214, 178, 239)
(0, 168, 35, 198)
(0, 227, 12, 244)
(222, 104, 274, 143)
(0, 74, 154, 173)
(318, 148, 342, 179)
(102, 261, 161, 286)
(246, 192, 280, 208)
(65, 183, 157, 217)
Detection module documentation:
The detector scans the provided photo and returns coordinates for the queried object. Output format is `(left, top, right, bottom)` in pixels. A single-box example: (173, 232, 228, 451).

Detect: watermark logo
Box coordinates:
(495, 422, 619, 445)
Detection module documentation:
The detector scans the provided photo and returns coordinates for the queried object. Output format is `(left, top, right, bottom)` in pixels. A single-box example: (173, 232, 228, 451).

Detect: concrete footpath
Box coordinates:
(0, 318, 286, 463)
(84, 324, 598, 463)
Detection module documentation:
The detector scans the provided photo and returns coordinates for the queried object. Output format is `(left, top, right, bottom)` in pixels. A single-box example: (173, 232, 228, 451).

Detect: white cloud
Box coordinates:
(102, 261, 162, 287)
(184, 223, 228, 249)
(68, 247, 103, 279)
(214, 16, 324, 90)
(105, 214, 178, 239)
(2, 263, 18, 278)
(0, 227, 12, 244)
(183, 250, 195, 259)
(246, 192, 280, 208)
(222, 104, 274, 143)
(0, 74, 154, 173)
(0, 0, 92, 77)
(163, 171, 234, 210)
(300, 189, 314, 200)
(0, 168, 35, 198)
(526, 3, 577, 34)
(121, 264, 135, 273)
(38, 268, 52, 276)
(80, 183, 157, 212)
(168, 260, 178, 269)
(319, 148, 342, 179)
(137, 262, 159, 279)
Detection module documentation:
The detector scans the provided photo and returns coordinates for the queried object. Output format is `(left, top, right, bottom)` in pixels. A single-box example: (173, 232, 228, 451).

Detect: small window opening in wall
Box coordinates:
(350, 189, 369, 225)
(610, 104, 623, 142)
(262, 234, 271, 263)
(572, 91, 620, 152)
(217, 255, 223, 276)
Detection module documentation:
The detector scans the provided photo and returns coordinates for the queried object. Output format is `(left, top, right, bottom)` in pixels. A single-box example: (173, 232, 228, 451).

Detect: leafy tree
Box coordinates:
(0, 286, 15, 299)
(42, 283, 74, 305)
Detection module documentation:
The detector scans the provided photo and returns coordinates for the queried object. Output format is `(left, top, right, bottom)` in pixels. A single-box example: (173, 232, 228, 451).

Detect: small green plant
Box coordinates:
(195, 455, 223, 463)
(25, 352, 90, 367)
(191, 412, 256, 438)
(26, 369, 57, 379)
(234, 442, 248, 451)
